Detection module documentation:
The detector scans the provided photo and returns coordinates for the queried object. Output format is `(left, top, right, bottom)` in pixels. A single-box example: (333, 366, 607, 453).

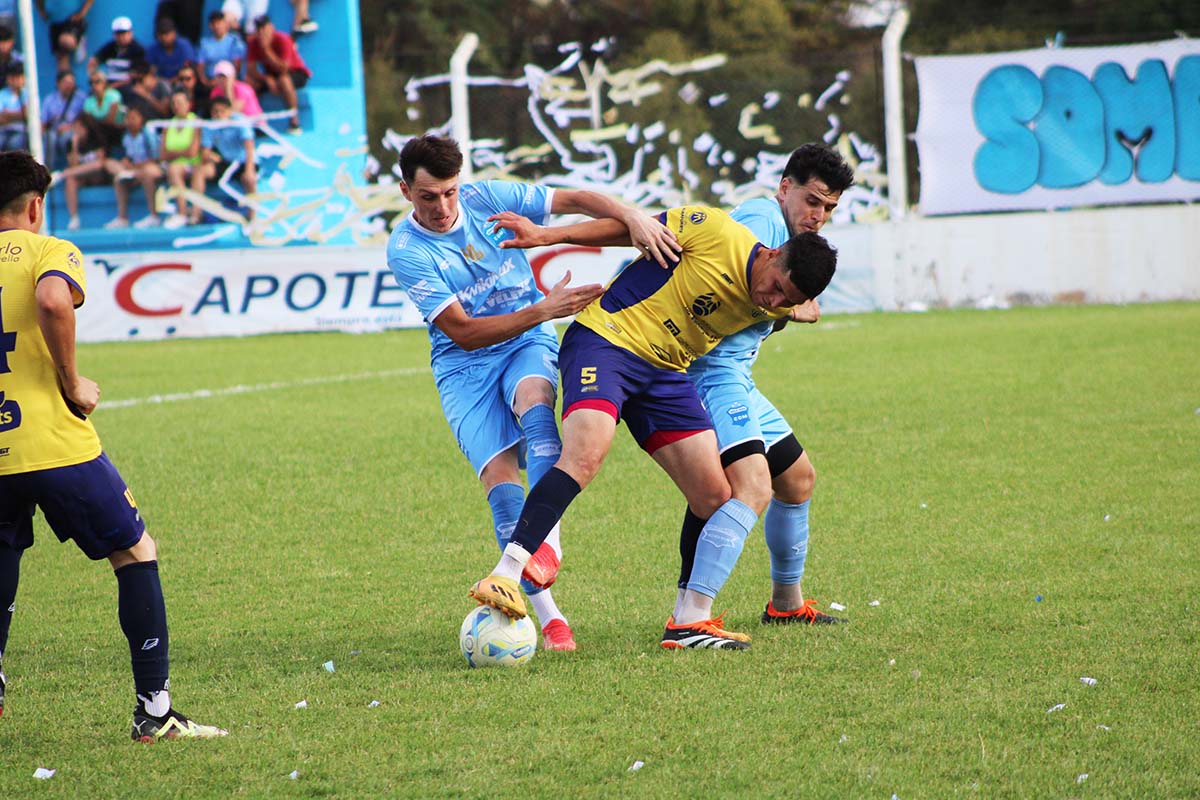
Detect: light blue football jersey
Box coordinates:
(386, 180, 556, 377)
(687, 196, 787, 381)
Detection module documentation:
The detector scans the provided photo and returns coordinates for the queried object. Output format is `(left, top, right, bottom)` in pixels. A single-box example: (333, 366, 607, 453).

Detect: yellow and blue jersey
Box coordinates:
(0, 229, 101, 475)
(574, 206, 788, 372)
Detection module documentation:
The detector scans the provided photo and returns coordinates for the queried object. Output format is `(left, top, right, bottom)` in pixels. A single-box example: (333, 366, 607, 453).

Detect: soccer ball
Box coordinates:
(459, 605, 537, 668)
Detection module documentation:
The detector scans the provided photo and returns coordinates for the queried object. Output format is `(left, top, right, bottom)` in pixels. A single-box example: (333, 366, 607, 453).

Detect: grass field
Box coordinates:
(1, 303, 1197, 798)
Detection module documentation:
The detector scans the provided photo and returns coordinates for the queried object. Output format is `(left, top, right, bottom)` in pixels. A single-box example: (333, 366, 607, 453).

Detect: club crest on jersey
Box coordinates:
(691, 293, 720, 316)
(689, 211, 707, 224)
(461, 243, 485, 263)
(727, 402, 749, 427)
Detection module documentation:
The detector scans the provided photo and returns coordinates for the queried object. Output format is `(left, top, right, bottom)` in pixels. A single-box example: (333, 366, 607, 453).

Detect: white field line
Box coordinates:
(99, 367, 430, 411)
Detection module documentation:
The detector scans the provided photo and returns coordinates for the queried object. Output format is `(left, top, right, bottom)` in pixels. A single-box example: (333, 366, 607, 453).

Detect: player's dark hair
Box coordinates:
(399, 135, 463, 185)
(0, 26, 13, 42)
(778, 231, 837, 300)
(208, 10, 225, 22)
(782, 143, 855, 194)
(0, 151, 52, 215)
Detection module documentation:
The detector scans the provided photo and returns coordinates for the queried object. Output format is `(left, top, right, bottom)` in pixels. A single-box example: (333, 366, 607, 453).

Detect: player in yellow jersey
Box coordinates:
(468, 205, 836, 649)
(0, 151, 225, 741)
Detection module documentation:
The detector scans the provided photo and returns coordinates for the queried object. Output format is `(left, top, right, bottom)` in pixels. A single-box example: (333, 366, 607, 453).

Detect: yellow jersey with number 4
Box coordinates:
(574, 206, 788, 372)
(0, 229, 101, 475)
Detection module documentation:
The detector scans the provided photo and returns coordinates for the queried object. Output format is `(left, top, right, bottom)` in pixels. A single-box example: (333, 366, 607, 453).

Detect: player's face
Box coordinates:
(402, 168, 460, 233)
(777, 176, 841, 235)
(750, 259, 809, 310)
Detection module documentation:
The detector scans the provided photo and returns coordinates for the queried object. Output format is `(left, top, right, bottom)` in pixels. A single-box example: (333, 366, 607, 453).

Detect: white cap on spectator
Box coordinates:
(222, 0, 244, 23)
(213, 60, 236, 78)
(111, 16, 133, 33)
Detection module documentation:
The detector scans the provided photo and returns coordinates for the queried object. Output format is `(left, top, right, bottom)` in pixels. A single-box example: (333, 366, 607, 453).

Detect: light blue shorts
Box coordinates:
(694, 376, 791, 455)
(434, 332, 559, 477)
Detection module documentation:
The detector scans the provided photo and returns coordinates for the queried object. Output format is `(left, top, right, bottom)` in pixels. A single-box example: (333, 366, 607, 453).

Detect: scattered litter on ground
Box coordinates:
(888, 658, 896, 667)
(1097, 724, 1111, 731)
(350, 649, 362, 656)
(1080, 677, 1097, 686)
(1036, 595, 1043, 602)
(368, 700, 380, 708)
(294, 700, 308, 709)
(1104, 514, 1111, 522)
(830, 602, 847, 611)
(628, 760, 645, 772)
(839, 734, 849, 744)
(323, 660, 336, 673)
(869, 600, 881, 607)
(1047, 703, 1066, 714)
(33, 768, 56, 780)
(1077, 774, 1089, 784)
(288, 771, 299, 780)
(919, 503, 928, 509)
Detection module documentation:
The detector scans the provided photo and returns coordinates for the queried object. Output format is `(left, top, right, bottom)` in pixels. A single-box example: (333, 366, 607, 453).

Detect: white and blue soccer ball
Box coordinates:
(459, 605, 537, 668)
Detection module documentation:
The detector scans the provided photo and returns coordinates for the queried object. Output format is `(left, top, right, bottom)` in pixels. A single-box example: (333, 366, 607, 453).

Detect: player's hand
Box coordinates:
(540, 271, 604, 319)
(623, 211, 680, 269)
(63, 374, 100, 416)
(789, 298, 821, 323)
(489, 211, 546, 249)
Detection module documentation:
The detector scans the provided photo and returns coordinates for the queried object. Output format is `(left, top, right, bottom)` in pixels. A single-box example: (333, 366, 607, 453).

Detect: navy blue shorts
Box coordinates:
(0, 453, 146, 560)
(559, 323, 712, 453)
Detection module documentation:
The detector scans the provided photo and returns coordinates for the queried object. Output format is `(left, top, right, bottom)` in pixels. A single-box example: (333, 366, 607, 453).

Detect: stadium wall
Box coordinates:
(76, 202, 1200, 343)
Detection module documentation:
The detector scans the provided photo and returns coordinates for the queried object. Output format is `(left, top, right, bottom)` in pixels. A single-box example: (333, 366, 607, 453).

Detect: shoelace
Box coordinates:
(771, 598, 819, 619)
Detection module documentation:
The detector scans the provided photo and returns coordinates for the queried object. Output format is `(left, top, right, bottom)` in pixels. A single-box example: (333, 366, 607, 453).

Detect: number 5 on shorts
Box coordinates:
(580, 366, 597, 385)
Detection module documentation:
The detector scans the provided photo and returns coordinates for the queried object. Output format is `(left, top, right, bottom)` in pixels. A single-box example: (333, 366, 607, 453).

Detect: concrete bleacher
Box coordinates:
(24, 0, 366, 252)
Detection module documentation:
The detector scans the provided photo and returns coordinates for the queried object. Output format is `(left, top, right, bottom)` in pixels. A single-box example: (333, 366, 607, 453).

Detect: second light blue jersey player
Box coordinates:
(681, 143, 856, 627)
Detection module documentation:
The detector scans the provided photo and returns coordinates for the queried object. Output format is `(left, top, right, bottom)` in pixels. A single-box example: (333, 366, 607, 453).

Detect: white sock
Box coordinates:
(494, 543, 531, 580)
(138, 689, 171, 717)
(673, 589, 714, 626)
(529, 590, 566, 627)
(544, 522, 563, 559)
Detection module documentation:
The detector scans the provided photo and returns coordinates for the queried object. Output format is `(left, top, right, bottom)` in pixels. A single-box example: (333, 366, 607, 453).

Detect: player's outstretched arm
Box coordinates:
(35, 275, 100, 415)
(432, 272, 604, 352)
(491, 212, 632, 250)
(549, 189, 681, 268)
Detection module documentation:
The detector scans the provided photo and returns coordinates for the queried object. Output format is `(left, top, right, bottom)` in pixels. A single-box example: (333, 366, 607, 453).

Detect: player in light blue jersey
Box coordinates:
(385, 135, 679, 652)
(684, 143, 856, 626)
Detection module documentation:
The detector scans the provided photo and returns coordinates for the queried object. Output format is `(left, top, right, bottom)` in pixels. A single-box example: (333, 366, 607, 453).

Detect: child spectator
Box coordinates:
(145, 16, 196, 81)
(0, 25, 22, 75)
(40, 69, 85, 167)
(201, 96, 257, 219)
(35, 0, 92, 73)
(209, 60, 260, 118)
(0, 62, 27, 151)
(90, 16, 146, 89)
(173, 63, 210, 119)
(125, 61, 171, 121)
(103, 106, 164, 229)
(245, 14, 309, 134)
(160, 89, 203, 228)
(79, 69, 123, 151)
(57, 116, 108, 230)
(198, 10, 245, 82)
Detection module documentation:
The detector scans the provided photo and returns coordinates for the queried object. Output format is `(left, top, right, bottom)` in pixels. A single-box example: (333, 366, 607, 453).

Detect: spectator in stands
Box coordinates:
(154, 0, 204, 46)
(145, 16, 196, 82)
(160, 89, 204, 229)
(89, 16, 145, 90)
(172, 63, 210, 119)
(198, 10, 245, 82)
(125, 60, 171, 121)
(0, 3, 15, 39)
(35, 0, 93, 73)
(201, 96, 257, 219)
(245, 14, 309, 135)
(57, 116, 108, 230)
(289, 0, 318, 38)
(102, 106, 164, 230)
(0, 62, 27, 151)
(0, 25, 23, 76)
(79, 69, 124, 151)
(41, 70, 85, 168)
(209, 60, 260, 118)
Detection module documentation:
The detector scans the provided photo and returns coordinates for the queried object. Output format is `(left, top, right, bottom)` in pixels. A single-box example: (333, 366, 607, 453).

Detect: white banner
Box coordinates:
(915, 38, 1200, 215)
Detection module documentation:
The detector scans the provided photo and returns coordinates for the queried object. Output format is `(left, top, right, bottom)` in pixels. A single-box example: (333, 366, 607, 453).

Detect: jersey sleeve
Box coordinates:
(479, 180, 552, 225)
(34, 239, 87, 308)
(387, 238, 457, 323)
(664, 206, 734, 256)
(730, 204, 783, 246)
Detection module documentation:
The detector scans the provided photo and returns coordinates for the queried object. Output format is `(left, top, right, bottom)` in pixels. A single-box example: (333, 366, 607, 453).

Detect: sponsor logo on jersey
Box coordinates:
(727, 402, 749, 427)
(691, 293, 720, 316)
(0, 393, 21, 432)
(67, 251, 81, 269)
(649, 343, 673, 364)
(720, 272, 734, 285)
(406, 279, 436, 303)
(663, 318, 680, 335)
